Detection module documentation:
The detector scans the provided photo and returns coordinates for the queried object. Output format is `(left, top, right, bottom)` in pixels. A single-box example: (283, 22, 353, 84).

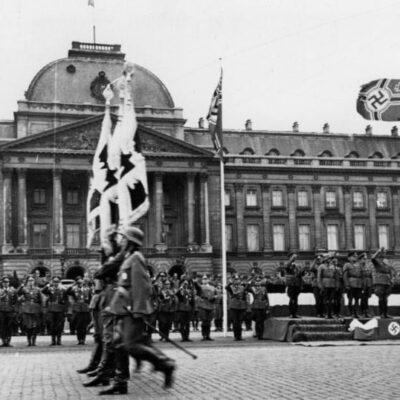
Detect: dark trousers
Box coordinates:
(199, 308, 214, 338)
(287, 286, 301, 317)
(374, 285, 391, 316)
(230, 308, 245, 340)
(252, 308, 266, 339)
(47, 312, 65, 338)
(177, 310, 191, 340)
(322, 287, 336, 317)
(0, 312, 14, 344)
(333, 289, 343, 316)
(313, 287, 324, 316)
(361, 287, 373, 314)
(158, 311, 173, 339)
(347, 287, 362, 316)
(72, 311, 91, 343)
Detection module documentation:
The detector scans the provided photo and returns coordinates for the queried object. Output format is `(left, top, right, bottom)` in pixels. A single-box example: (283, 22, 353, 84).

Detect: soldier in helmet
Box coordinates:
(0, 277, 18, 346)
(101, 226, 175, 395)
(283, 252, 303, 318)
(41, 276, 67, 345)
(371, 247, 395, 318)
(343, 250, 364, 318)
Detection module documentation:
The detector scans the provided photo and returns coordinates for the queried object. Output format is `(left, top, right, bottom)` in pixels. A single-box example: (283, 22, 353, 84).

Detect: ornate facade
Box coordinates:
(1, 42, 400, 279)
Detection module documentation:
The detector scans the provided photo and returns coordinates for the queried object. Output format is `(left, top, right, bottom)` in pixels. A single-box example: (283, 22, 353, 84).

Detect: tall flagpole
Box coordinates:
(218, 59, 228, 337)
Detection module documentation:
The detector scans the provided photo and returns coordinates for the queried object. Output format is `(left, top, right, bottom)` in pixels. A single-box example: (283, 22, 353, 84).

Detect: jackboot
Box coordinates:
(56, 335, 62, 345)
(83, 375, 110, 387)
(31, 334, 37, 346)
(98, 381, 128, 395)
(50, 336, 56, 346)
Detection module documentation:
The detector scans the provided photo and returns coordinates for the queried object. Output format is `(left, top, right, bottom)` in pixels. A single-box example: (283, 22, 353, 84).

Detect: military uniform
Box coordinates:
(66, 280, 92, 344)
(360, 256, 373, 317)
(226, 280, 247, 341)
(310, 257, 324, 317)
(157, 283, 176, 340)
(42, 278, 67, 345)
(284, 253, 303, 318)
(196, 277, 217, 340)
(17, 281, 42, 346)
(371, 250, 394, 318)
(176, 280, 194, 341)
(317, 259, 338, 319)
(0, 279, 17, 346)
(213, 284, 223, 332)
(343, 252, 364, 317)
(249, 278, 269, 339)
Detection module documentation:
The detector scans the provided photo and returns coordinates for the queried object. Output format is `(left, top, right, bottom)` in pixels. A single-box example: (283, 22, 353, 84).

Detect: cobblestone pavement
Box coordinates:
(1, 335, 400, 400)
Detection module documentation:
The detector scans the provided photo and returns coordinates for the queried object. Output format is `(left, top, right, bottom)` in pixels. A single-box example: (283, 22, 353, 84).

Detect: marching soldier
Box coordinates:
(41, 276, 67, 345)
(0, 277, 18, 346)
(66, 276, 92, 345)
(195, 274, 217, 341)
(371, 247, 394, 318)
(226, 276, 247, 341)
(343, 250, 364, 318)
(17, 276, 43, 346)
(283, 252, 303, 318)
(360, 252, 373, 318)
(249, 276, 270, 339)
(102, 226, 175, 395)
(176, 278, 195, 342)
(317, 254, 338, 319)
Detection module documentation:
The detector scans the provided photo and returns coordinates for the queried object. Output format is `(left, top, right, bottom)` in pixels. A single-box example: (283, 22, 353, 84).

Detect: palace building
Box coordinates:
(1, 41, 400, 280)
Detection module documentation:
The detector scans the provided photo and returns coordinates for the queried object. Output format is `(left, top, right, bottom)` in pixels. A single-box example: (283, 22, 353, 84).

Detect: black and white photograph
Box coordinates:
(1, 1, 400, 399)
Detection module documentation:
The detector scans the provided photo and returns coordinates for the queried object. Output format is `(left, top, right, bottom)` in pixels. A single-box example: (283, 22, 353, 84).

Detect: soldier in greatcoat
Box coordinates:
(343, 250, 364, 318)
(317, 255, 338, 319)
(226, 276, 247, 341)
(195, 274, 217, 341)
(283, 252, 303, 318)
(0, 277, 18, 346)
(249, 276, 270, 339)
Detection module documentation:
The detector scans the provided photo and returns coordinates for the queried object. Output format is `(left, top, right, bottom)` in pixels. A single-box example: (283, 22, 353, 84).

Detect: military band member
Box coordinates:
(41, 276, 67, 345)
(17, 276, 43, 346)
(249, 276, 270, 339)
(371, 247, 394, 318)
(102, 226, 175, 395)
(360, 252, 373, 318)
(0, 277, 17, 346)
(176, 278, 195, 342)
(195, 274, 217, 341)
(157, 280, 176, 340)
(317, 255, 338, 319)
(343, 250, 364, 318)
(283, 252, 303, 318)
(226, 276, 247, 341)
(66, 276, 92, 345)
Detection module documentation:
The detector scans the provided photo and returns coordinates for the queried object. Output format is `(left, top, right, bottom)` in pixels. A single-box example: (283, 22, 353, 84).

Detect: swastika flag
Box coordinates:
(357, 79, 400, 121)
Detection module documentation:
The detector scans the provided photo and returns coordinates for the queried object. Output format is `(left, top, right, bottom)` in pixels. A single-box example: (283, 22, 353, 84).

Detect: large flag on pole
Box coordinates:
(87, 85, 115, 247)
(357, 79, 400, 121)
(207, 71, 223, 160)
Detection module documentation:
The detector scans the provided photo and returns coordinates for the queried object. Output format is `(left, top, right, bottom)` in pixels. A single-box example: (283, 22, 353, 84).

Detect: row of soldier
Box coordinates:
(282, 247, 395, 319)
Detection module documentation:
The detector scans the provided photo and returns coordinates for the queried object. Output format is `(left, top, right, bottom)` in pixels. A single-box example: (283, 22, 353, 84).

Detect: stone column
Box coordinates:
(312, 185, 323, 250)
(17, 169, 28, 253)
(2, 169, 14, 253)
(53, 169, 64, 253)
(154, 172, 165, 250)
(367, 186, 378, 250)
(391, 187, 400, 251)
(261, 184, 272, 252)
(200, 173, 212, 252)
(186, 173, 195, 246)
(235, 183, 246, 252)
(287, 185, 297, 251)
(343, 186, 353, 250)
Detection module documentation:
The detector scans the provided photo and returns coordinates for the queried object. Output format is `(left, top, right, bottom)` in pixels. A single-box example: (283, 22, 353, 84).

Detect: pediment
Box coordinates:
(0, 115, 213, 158)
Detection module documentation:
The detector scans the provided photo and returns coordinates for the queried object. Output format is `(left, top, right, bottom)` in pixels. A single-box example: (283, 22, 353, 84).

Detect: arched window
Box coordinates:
(319, 150, 333, 157)
(265, 148, 280, 156)
(369, 151, 384, 159)
(241, 147, 255, 155)
(346, 151, 359, 158)
(291, 149, 305, 157)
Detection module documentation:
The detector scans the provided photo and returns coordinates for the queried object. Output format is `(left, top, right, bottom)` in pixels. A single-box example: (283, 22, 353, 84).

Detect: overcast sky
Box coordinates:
(1, 0, 400, 135)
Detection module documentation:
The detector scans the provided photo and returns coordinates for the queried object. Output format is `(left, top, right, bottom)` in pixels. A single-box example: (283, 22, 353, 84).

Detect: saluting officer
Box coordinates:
(343, 250, 364, 318)
(0, 277, 18, 347)
(42, 276, 67, 345)
(195, 275, 217, 341)
(360, 252, 373, 317)
(249, 276, 270, 339)
(17, 276, 43, 346)
(226, 276, 247, 341)
(310, 254, 325, 318)
(283, 252, 303, 319)
(66, 276, 92, 345)
(371, 247, 394, 318)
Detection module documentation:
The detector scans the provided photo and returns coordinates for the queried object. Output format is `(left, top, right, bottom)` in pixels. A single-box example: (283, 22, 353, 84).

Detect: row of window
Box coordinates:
(33, 223, 81, 248)
(33, 188, 80, 206)
(225, 189, 390, 210)
(225, 224, 390, 252)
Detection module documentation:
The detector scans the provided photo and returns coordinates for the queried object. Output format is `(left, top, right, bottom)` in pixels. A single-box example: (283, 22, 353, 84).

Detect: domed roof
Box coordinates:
(25, 44, 175, 109)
